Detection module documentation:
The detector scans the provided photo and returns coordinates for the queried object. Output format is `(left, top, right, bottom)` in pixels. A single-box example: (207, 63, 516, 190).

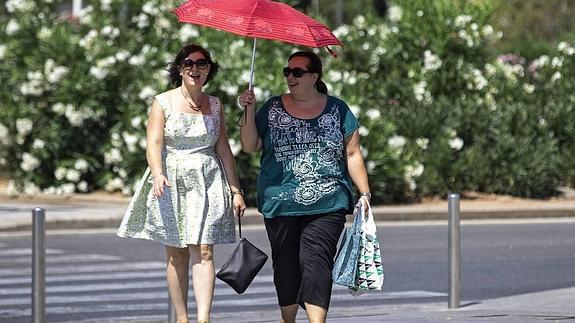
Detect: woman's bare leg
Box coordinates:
(190, 244, 215, 322)
(165, 246, 191, 323)
(278, 304, 298, 323)
(304, 303, 327, 323)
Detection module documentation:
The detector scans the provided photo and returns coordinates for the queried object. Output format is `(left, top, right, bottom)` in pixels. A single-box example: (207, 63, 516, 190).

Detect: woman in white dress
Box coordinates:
(117, 44, 246, 323)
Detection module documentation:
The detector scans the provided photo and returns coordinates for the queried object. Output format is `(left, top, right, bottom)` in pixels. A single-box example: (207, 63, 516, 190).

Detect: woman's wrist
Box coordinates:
(360, 192, 371, 199)
(231, 188, 244, 196)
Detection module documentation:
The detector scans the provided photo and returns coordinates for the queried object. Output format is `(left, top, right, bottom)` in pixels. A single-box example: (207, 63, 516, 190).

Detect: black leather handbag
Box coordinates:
(216, 216, 268, 294)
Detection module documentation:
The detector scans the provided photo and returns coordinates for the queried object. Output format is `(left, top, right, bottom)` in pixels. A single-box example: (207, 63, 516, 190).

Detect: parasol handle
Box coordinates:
(248, 38, 257, 90)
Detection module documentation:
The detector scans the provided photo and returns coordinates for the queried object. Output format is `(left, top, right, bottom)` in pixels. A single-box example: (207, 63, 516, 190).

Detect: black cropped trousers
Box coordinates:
(264, 210, 346, 310)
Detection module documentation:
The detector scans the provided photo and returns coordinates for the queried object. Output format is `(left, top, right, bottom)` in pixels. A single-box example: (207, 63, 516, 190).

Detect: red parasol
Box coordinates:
(172, 0, 342, 89)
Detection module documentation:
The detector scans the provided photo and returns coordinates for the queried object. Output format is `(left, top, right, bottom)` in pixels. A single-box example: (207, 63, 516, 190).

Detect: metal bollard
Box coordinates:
(448, 193, 461, 309)
(32, 207, 46, 323)
(167, 296, 176, 323)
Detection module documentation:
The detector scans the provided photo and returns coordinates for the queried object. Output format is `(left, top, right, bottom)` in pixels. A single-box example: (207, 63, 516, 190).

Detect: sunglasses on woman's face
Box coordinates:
(182, 58, 209, 70)
(282, 67, 313, 78)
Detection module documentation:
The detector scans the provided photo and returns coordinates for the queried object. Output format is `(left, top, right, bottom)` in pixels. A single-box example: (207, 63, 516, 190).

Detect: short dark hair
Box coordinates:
(288, 51, 328, 94)
(167, 44, 220, 86)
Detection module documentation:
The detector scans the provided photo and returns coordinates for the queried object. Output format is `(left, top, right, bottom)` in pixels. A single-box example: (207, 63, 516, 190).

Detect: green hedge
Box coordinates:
(0, 0, 573, 203)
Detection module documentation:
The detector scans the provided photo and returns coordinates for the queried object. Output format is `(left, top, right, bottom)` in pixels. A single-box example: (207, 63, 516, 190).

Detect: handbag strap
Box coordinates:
(238, 215, 242, 238)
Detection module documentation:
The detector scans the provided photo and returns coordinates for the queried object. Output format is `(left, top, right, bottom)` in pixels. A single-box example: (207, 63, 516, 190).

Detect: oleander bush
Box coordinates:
(0, 0, 573, 203)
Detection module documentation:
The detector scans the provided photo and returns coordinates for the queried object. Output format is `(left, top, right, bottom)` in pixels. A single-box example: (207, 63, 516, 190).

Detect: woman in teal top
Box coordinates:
(239, 51, 371, 323)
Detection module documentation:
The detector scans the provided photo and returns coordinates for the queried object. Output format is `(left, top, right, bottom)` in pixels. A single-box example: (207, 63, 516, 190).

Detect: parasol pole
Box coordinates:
(248, 38, 257, 90)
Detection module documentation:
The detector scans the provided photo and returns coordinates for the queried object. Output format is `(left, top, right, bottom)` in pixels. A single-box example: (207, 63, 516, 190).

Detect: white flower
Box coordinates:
(0, 44, 6, 59)
(6, 20, 21, 35)
(122, 132, 139, 152)
(47, 66, 69, 84)
(16, 118, 33, 136)
(348, 105, 360, 116)
(358, 126, 369, 136)
(105, 177, 124, 192)
(65, 106, 86, 127)
(138, 86, 156, 100)
(417, 10, 424, 17)
(55, 167, 67, 180)
(65, 169, 81, 182)
(131, 116, 143, 128)
(353, 15, 366, 28)
(115, 50, 130, 61)
(111, 132, 122, 147)
(557, 41, 569, 52)
(388, 135, 406, 149)
(388, 6, 403, 22)
(77, 181, 88, 192)
(51, 102, 66, 114)
(365, 108, 381, 120)
(531, 55, 549, 69)
(551, 57, 563, 68)
(413, 81, 427, 101)
(407, 179, 417, 191)
(360, 145, 369, 158)
(0, 124, 11, 145)
(32, 139, 45, 149)
(129, 55, 146, 66)
(116, 168, 128, 178)
(228, 138, 242, 156)
(74, 159, 89, 172)
(43, 187, 57, 195)
(416, 138, 429, 150)
(551, 71, 562, 83)
(142, 2, 160, 15)
(139, 137, 147, 149)
(78, 5, 94, 25)
(101, 26, 120, 39)
(454, 15, 472, 28)
(24, 182, 41, 195)
(481, 25, 494, 37)
(104, 148, 123, 164)
(134, 13, 149, 28)
(6, 0, 35, 12)
(539, 118, 546, 126)
(37, 27, 53, 40)
(333, 25, 350, 38)
(366, 161, 376, 173)
(448, 137, 464, 150)
(423, 50, 442, 71)
(20, 153, 40, 171)
(179, 24, 199, 42)
(405, 163, 424, 179)
(100, 0, 113, 11)
(60, 183, 76, 195)
(523, 84, 535, 94)
(90, 66, 108, 79)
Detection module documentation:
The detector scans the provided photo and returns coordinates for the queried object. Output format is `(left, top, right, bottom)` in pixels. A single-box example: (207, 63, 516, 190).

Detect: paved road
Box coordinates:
(0, 220, 574, 322)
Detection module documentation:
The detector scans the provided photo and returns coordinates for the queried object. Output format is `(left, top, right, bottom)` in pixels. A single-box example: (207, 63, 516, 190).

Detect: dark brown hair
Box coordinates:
(288, 51, 328, 94)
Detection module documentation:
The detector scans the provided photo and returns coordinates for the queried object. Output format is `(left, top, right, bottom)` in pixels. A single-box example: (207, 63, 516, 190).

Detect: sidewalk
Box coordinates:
(1, 189, 575, 231)
(94, 286, 575, 322)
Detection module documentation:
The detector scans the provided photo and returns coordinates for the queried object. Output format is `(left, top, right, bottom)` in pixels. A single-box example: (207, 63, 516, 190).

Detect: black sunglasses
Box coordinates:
(282, 67, 314, 78)
(182, 58, 209, 70)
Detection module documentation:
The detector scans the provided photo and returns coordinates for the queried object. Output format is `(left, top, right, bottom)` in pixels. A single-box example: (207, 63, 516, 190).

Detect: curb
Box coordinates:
(2, 203, 575, 232)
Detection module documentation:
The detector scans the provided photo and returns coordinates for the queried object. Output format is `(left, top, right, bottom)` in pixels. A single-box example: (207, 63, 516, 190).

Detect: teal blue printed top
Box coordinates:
(255, 95, 360, 218)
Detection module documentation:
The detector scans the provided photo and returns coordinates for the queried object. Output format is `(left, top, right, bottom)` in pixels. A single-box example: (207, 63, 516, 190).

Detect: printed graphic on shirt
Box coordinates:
(268, 100, 344, 205)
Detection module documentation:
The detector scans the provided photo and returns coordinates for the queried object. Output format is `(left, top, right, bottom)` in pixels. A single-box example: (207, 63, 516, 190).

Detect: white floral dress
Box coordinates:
(117, 92, 236, 247)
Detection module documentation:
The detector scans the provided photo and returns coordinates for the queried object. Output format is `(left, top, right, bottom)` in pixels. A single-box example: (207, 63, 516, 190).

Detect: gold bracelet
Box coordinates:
(231, 189, 244, 196)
